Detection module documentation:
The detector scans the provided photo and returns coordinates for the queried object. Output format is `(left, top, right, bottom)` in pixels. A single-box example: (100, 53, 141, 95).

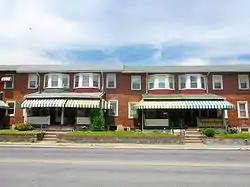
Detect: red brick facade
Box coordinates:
(1, 68, 250, 128)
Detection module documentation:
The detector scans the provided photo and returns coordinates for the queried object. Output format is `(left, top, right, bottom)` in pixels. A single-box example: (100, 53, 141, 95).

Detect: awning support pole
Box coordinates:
(141, 109, 144, 132)
(61, 107, 64, 125)
(222, 110, 226, 129)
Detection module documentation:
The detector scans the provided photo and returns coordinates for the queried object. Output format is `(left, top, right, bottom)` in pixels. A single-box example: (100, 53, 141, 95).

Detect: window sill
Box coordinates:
(148, 88, 174, 90)
(106, 87, 116, 89)
(213, 88, 223, 90)
(238, 117, 249, 119)
(4, 88, 14, 90)
(28, 87, 38, 90)
(74, 87, 100, 89)
(238, 88, 250, 90)
(179, 88, 206, 90)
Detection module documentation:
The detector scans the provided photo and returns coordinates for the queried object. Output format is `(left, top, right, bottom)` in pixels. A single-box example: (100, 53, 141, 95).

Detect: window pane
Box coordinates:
(180, 76, 186, 89)
(129, 103, 137, 118)
(213, 75, 222, 89)
(51, 75, 58, 87)
(4, 75, 14, 88)
(62, 76, 68, 87)
(107, 75, 115, 88)
(132, 76, 141, 90)
(201, 76, 205, 88)
(148, 78, 154, 89)
(82, 74, 90, 87)
(158, 77, 165, 88)
(93, 74, 99, 87)
(239, 103, 247, 117)
(110, 101, 118, 116)
(74, 75, 79, 87)
(190, 76, 197, 88)
(168, 76, 174, 89)
(44, 76, 49, 88)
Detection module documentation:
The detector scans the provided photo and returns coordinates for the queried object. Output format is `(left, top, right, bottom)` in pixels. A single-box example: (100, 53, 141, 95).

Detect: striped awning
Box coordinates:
(0, 101, 9, 109)
(135, 100, 234, 110)
(21, 99, 67, 108)
(65, 99, 100, 108)
(101, 99, 112, 109)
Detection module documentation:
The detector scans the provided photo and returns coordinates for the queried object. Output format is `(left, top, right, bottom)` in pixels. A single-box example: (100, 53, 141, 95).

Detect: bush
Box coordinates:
(228, 127, 238, 134)
(14, 123, 33, 131)
(202, 128, 215, 137)
(90, 109, 105, 131)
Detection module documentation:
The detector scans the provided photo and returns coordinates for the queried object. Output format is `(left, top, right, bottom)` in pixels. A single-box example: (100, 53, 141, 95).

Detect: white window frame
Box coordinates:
(147, 74, 174, 90)
(28, 74, 38, 89)
(109, 100, 118, 116)
(3, 74, 14, 89)
(212, 75, 223, 90)
(178, 74, 206, 90)
(43, 73, 70, 89)
(238, 74, 249, 90)
(237, 101, 249, 118)
(6, 101, 16, 117)
(131, 75, 141, 90)
(128, 102, 138, 119)
(106, 74, 116, 89)
(73, 73, 101, 89)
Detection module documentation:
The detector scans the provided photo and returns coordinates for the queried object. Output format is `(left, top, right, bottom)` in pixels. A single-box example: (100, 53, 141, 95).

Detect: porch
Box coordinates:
(135, 94, 234, 130)
(20, 92, 111, 130)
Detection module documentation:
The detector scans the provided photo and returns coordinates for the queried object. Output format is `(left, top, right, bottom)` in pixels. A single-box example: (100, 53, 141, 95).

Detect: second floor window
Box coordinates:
(238, 75, 249, 90)
(28, 74, 38, 89)
(147, 74, 174, 90)
(212, 75, 223, 90)
(179, 74, 206, 89)
(3, 74, 14, 89)
(106, 74, 116, 88)
(131, 75, 141, 90)
(44, 73, 69, 89)
(74, 73, 100, 88)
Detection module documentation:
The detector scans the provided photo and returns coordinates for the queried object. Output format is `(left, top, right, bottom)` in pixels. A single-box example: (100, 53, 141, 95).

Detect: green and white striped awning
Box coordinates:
(0, 101, 9, 109)
(65, 99, 100, 108)
(21, 99, 67, 108)
(135, 100, 234, 110)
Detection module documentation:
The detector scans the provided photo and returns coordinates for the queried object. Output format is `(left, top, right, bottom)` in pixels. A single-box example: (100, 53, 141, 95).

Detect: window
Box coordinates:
(28, 74, 38, 89)
(74, 75, 79, 87)
(109, 100, 118, 116)
(44, 73, 70, 89)
(73, 73, 100, 88)
(147, 74, 174, 90)
(212, 75, 223, 90)
(51, 75, 59, 87)
(106, 74, 116, 88)
(190, 76, 197, 88)
(179, 74, 206, 90)
(238, 75, 249, 90)
(6, 101, 16, 116)
(237, 101, 249, 118)
(3, 75, 14, 89)
(131, 75, 141, 90)
(128, 102, 137, 119)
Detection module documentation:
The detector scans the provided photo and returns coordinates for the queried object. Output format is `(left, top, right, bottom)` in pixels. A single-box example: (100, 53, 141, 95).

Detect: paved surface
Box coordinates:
(0, 147, 250, 187)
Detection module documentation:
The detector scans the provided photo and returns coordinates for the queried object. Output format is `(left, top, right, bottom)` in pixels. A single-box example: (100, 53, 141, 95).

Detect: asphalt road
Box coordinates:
(0, 147, 249, 187)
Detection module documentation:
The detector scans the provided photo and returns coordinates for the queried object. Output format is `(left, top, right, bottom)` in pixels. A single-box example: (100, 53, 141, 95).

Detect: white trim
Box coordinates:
(238, 74, 249, 90)
(178, 74, 206, 90)
(109, 100, 118, 116)
(131, 75, 141, 90)
(6, 100, 16, 117)
(212, 75, 223, 90)
(73, 73, 101, 89)
(128, 102, 138, 119)
(237, 101, 249, 118)
(106, 74, 116, 89)
(43, 73, 70, 89)
(147, 74, 174, 90)
(28, 74, 38, 89)
(224, 110, 228, 119)
(3, 74, 14, 89)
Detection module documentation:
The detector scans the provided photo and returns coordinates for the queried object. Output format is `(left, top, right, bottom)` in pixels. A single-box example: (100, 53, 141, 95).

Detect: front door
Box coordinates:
(50, 108, 62, 125)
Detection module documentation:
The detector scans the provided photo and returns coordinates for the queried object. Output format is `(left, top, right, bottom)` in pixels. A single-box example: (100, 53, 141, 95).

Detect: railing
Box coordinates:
(197, 117, 223, 128)
(27, 116, 51, 125)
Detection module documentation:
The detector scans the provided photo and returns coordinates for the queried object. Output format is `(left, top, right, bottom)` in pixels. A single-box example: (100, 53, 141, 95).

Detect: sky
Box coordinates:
(1, 0, 250, 66)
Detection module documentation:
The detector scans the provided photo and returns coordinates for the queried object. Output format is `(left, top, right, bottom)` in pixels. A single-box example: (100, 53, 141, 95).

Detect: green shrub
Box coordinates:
(202, 128, 215, 137)
(14, 123, 33, 131)
(228, 127, 238, 134)
(90, 109, 105, 131)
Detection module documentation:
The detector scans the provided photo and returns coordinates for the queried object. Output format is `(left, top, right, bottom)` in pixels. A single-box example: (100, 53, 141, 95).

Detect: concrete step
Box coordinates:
(185, 139, 203, 143)
(43, 134, 57, 138)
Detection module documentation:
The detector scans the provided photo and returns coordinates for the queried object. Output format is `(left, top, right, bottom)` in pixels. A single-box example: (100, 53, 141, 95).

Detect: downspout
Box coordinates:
(101, 70, 104, 92)
(145, 72, 148, 94)
(206, 72, 210, 93)
(36, 72, 41, 93)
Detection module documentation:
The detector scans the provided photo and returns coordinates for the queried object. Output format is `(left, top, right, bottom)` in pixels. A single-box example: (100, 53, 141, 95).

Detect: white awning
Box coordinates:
(21, 99, 67, 108)
(65, 99, 100, 108)
(0, 101, 9, 109)
(1, 77, 12, 82)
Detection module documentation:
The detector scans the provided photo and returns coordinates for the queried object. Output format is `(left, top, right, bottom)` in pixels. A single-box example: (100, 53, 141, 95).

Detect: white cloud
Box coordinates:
(179, 58, 210, 66)
(1, 0, 250, 64)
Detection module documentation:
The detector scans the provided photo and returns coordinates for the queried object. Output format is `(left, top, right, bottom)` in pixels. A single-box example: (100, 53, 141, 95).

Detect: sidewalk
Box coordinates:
(0, 141, 250, 150)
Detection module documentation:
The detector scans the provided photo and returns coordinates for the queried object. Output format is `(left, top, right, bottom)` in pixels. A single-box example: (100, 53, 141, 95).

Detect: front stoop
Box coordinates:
(185, 129, 203, 144)
(43, 131, 66, 142)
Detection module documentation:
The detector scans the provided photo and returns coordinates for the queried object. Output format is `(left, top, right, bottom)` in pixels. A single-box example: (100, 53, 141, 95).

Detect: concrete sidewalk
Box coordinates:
(0, 141, 250, 150)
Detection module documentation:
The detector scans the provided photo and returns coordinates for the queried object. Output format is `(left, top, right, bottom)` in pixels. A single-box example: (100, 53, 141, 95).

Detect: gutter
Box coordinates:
(145, 72, 148, 94)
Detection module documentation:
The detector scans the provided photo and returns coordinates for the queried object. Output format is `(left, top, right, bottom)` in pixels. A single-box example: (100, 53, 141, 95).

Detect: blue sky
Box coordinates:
(1, 0, 250, 65)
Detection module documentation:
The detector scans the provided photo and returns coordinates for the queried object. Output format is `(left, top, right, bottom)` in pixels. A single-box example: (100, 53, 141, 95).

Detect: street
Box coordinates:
(0, 147, 249, 187)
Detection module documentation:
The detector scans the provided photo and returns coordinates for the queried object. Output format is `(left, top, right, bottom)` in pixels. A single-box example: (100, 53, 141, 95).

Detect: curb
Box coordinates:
(0, 143, 249, 151)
